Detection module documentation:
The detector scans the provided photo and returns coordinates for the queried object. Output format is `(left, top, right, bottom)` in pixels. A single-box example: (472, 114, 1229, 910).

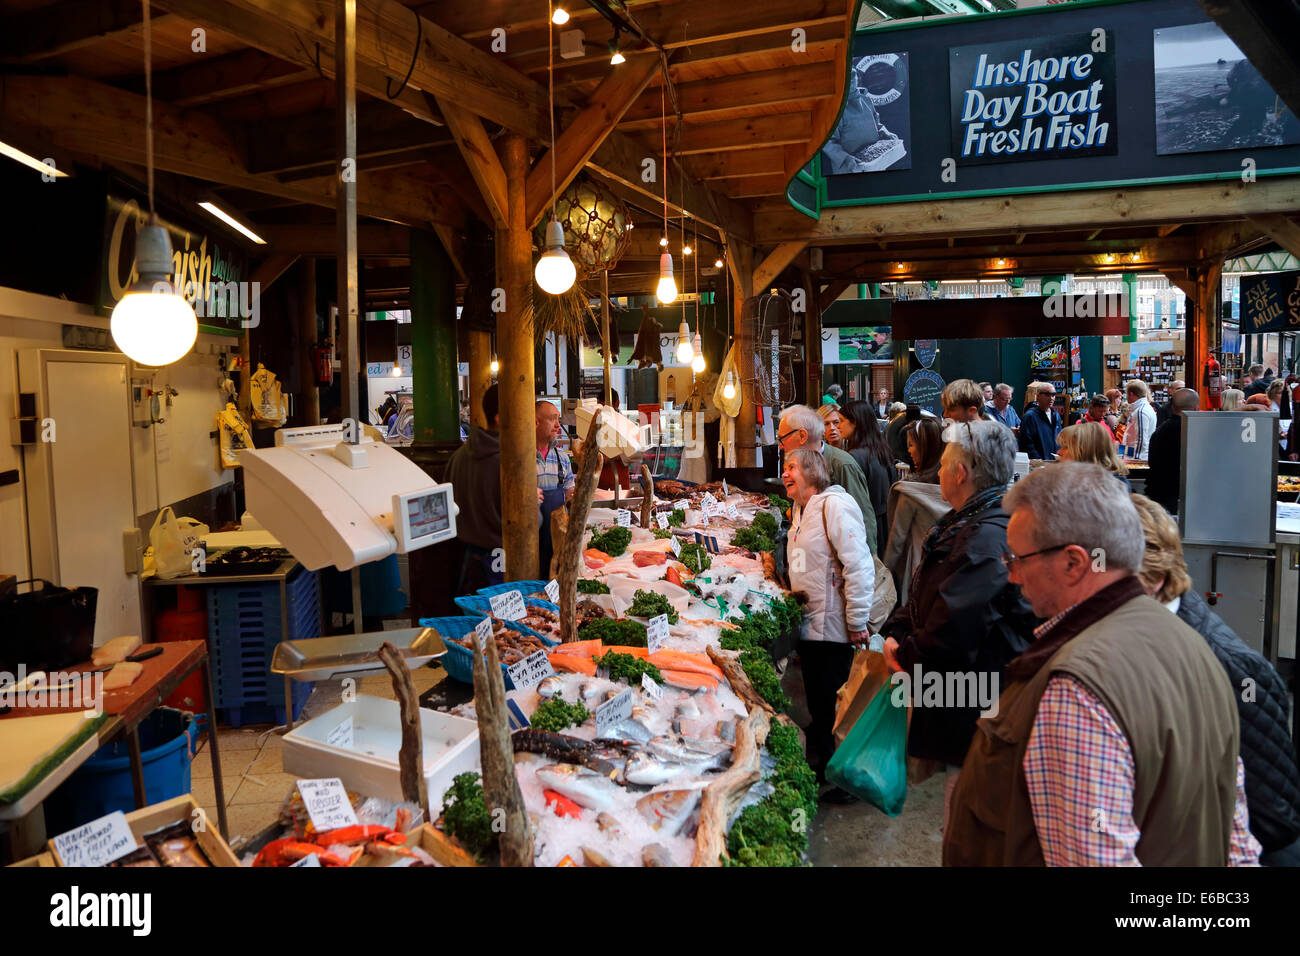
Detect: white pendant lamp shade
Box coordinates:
(656, 251, 678, 304)
(691, 332, 705, 372)
(535, 219, 576, 295)
(110, 222, 197, 366)
(675, 319, 694, 364)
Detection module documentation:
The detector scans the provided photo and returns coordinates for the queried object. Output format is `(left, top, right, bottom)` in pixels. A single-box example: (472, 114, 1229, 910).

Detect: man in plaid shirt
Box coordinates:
(536, 400, 574, 576)
(945, 462, 1260, 866)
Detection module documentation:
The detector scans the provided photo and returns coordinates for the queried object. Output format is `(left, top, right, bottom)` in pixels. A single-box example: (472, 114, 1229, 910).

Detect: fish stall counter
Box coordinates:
(430, 477, 814, 867)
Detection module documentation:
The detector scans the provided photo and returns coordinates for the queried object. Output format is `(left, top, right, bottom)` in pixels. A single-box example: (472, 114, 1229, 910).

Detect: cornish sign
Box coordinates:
(950, 32, 1118, 165)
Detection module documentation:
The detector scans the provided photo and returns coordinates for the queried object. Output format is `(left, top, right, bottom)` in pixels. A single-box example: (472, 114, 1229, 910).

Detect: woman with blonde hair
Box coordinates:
(1058, 421, 1130, 489)
(1221, 388, 1245, 412)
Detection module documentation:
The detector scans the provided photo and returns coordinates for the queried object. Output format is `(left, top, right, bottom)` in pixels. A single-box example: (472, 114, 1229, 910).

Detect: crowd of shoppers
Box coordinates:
(777, 369, 1295, 866)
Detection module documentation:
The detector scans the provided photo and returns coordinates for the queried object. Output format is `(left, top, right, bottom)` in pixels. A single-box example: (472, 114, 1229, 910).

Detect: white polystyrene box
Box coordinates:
(281, 695, 480, 810)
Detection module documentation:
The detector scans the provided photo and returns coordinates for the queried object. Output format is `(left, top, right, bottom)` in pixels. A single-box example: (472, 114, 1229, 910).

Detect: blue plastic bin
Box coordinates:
(419, 615, 558, 689)
(476, 580, 550, 599)
(42, 707, 195, 835)
(452, 594, 559, 643)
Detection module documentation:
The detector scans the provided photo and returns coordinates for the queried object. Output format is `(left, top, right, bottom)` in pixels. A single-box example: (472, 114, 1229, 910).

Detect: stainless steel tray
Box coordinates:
(271, 627, 446, 681)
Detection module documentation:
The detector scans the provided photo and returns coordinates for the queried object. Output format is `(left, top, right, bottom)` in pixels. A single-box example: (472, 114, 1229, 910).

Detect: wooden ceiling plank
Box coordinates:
(683, 148, 787, 181)
(151, 48, 314, 107)
(247, 106, 451, 175)
(620, 62, 836, 124)
(260, 221, 410, 256)
(754, 241, 808, 291)
(525, 52, 660, 229)
(674, 113, 814, 155)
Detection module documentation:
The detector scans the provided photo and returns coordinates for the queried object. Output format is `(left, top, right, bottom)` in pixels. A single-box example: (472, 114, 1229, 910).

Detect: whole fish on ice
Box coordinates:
(535, 764, 620, 811)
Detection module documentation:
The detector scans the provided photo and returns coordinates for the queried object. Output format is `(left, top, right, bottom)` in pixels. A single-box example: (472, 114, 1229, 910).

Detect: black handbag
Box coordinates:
(0, 579, 98, 673)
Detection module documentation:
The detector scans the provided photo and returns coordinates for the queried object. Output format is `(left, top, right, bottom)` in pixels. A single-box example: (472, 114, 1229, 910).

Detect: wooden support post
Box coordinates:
(297, 257, 320, 425)
(467, 330, 492, 429)
(497, 134, 539, 581)
(1187, 259, 1224, 411)
(727, 242, 758, 468)
(802, 267, 822, 407)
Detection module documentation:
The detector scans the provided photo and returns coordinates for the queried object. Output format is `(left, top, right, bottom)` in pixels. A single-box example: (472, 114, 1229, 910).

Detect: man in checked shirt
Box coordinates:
(945, 462, 1260, 866)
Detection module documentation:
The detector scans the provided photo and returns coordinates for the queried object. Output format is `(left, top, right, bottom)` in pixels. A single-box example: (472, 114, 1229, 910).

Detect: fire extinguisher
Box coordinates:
(1204, 352, 1222, 410)
(313, 341, 333, 386)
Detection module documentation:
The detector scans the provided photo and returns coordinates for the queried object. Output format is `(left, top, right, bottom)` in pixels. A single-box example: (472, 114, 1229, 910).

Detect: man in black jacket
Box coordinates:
(882, 421, 1036, 820)
(1145, 387, 1198, 514)
(1155, 380, 1185, 427)
(1134, 495, 1300, 865)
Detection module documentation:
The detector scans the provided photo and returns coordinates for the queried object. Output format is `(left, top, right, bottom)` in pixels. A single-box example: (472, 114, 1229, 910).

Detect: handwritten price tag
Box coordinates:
(656, 512, 670, 530)
(489, 589, 527, 622)
(646, 613, 670, 654)
(641, 673, 663, 701)
(474, 617, 495, 650)
(673, 499, 688, 511)
(726, 503, 740, 520)
(722, 479, 729, 497)
(596, 687, 635, 738)
(616, 509, 632, 527)
(545, 579, 560, 603)
(296, 777, 359, 832)
(326, 715, 354, 750)
(290, 853, 321, 867)
(670, 535, 682, 557)
(52, 811, 136, 867)
(507, 649, 554, 690)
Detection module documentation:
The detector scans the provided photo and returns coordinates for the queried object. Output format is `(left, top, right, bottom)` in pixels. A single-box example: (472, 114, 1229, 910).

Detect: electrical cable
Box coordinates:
(386, 5, 422, 100)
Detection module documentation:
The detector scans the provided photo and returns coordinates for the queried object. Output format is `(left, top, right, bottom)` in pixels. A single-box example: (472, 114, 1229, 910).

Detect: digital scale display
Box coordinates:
(406, 490, 450, 539)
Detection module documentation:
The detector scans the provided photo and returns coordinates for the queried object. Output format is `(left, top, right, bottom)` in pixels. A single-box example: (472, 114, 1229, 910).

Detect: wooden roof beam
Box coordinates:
(754, 242, 809, 291)
(0, 0, 151, 62)
(525, 52, 660, 229)
(156, 0, 441, 126)
(683, 148, 787, 181)
(438, 101, 509, 228)
(1246, 214, 1300, 260)
(147, 48, 315, 107)
(179, 0, 547, 138)
(673, 113, 814, 155)
(756, 178, 1300, 245)
(0, 73, 466, 230)
(619, 62, 837, 125)
(259, 221, 410, 257)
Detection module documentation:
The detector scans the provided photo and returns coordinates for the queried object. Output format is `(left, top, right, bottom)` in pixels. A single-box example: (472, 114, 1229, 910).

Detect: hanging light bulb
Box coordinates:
(714, 256, 724, 269)
(109, 1, 196, 368)
(657, 252, 678, 305)
(551, 6, 569, 24)
(110, 223, 199, 366)
(609, 29, 624, 65)
(675, 319, 693, 363)
(682, 243, 692, 256)
(535, 219, 576, 294)
(659, 235, 669, 247)
(490, 357, 499, 374)
(722, 371, 737, 401)
(691, 332, 705, 373)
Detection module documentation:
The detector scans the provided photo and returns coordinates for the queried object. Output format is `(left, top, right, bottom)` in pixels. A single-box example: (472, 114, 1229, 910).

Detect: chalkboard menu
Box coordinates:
(1240, 271, 1300, 335)
(904, 369, 945, 415)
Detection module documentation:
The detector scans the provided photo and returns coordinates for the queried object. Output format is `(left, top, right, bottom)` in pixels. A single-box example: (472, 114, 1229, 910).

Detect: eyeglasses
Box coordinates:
(776, 427, 804, 446)
(1001, 543, 1072, 569)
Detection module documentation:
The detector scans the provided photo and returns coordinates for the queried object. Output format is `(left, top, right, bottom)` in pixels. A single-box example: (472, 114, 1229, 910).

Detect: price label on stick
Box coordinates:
(52, 811, 136, 867)
(489, 589, 527, 621)
(646, 613, 671, 654)
(507, 649, 555, 690)
(670, 535, 681, 557)
(726, 503, 740, 520)
(545, 578, 560, 603)
(326, 715, 354, 750)
(701, 492, 717, 512)
(641, 672, 663, 701)
(596, 687, 635, 737)
(656, 512, 670, 530)
(475, 617, 494, 650)
(296, 777, 358, 832)
(722, 479, 729, 498)
(616, 509, 632, 527)
(673, 499, 688, 511)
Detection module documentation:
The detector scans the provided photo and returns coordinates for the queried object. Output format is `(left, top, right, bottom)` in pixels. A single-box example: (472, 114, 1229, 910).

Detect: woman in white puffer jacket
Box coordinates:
(782, 448, 874, 782)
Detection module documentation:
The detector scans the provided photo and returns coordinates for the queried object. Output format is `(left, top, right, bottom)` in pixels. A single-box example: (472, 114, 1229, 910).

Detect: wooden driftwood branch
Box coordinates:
(639, 464, 654, 529)
(707, 645, 775, 717)
(692, 708, 770, 866)
(377, 641, 429, 821)
(558, 413, 605, 643)
(471, 627, 534, 866)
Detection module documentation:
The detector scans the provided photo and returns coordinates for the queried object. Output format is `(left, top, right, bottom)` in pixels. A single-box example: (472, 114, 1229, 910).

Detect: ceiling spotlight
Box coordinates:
(552, 6, 569, 25)
(609, 29, 624, 65)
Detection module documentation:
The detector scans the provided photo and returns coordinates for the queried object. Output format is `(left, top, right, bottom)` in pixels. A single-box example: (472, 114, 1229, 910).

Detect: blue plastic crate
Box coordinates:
(452, 595, 559, 643)
(207, 567, 321, 723)
(419, 615, 557, 689)
(476, 580, 550, 599)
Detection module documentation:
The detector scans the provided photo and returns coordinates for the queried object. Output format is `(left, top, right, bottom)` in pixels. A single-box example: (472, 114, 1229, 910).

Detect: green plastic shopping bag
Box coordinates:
(825, 680, 908, 816)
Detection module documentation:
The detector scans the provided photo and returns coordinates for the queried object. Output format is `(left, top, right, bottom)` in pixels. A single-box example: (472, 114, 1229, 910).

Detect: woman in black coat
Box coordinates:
(838, 400, 896, 552)
(1134, 495, 1300, 865)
